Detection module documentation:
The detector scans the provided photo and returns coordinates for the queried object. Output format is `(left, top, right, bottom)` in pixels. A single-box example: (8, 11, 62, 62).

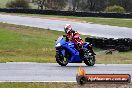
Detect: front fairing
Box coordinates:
(55, 37, 82, 63)
(55, 36, 65, 48)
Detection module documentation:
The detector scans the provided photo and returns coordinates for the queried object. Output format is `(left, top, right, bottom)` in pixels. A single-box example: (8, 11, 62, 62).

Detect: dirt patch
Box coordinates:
(42, 17, 82, 22)
(27, 15, 87, 23)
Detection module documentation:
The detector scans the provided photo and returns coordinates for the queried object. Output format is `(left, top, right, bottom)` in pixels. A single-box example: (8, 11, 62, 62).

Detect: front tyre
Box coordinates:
(84, 55, 95, 66)
(83, 50, 95, 66)
(55, 51, 69, 66)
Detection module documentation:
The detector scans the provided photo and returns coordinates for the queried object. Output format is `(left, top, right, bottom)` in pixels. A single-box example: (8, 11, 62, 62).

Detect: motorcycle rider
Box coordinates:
(63, 24, 95, 55)
(64, 24, 83, 50)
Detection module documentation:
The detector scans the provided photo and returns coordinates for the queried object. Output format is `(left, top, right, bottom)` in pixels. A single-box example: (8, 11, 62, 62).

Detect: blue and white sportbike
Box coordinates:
(55, 36, 96, 66)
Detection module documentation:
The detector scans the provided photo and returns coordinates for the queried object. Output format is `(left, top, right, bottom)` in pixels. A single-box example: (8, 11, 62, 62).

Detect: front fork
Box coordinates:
(87, 45, 96, 55)
(56, 47, 66, 57)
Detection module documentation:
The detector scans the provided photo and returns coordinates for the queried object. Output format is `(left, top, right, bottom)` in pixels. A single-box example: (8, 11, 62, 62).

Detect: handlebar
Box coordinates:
(63, 35, 67, 37)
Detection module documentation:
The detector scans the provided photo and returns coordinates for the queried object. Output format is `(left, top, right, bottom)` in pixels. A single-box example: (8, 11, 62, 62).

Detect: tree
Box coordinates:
(31, 0, 132, 12)
(32, 0, 46, 9)
(46, 0, 68, 10)
(70, 0, 105, 12)
(87, 0, 96, 11)
(105, 5, 125, 13)
(6, 0, 30, 9)
(95, 0, 106, 11)
(105, 0, 132, 12)
(33, 0, 67, 10)
(119, 0, 132, 12)
(71, 0, 80, 11)
(70, 0, 95, 11)
(73, 0, 105, 11)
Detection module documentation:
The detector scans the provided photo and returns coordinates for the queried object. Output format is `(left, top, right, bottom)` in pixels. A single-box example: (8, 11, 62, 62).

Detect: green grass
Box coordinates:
(80, 17, 132, 28)
(0, 83, 131, 88)
(0, 23, 132, 63)
(96, 51, 132, 64)
(0, 23, 87, 63)
(2, 13, 132, 28)
(0, 83, 74, 88)
(0, 23, 63, 62)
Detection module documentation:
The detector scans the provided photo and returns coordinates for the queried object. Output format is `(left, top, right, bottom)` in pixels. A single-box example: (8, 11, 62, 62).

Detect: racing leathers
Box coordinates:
(65, 30, 83, 50)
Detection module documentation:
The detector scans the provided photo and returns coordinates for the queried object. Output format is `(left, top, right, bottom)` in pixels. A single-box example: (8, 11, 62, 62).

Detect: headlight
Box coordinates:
(55, 43, 61, 47)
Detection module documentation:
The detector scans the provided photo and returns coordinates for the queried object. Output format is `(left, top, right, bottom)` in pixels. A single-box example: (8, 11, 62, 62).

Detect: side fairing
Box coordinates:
(62, 42, 81, 63)
(63, 42, 78, 55)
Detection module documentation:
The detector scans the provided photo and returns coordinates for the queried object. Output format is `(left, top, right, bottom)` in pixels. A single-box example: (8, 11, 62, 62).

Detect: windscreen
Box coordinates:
(56, 36, 63, 44)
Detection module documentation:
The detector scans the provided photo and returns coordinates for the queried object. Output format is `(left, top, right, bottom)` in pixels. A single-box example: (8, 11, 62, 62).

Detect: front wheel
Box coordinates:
(84, 55, 95, 66)
(55, 51, 69, 66)
(83, 50, 95, 66)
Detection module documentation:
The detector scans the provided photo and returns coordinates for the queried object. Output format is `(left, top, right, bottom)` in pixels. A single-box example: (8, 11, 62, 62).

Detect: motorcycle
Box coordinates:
(55, 36, 96, 66)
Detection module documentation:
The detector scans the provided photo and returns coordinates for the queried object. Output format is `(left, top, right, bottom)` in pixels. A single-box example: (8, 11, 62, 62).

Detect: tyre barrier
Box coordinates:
(85, 37, 132, 52)
(0, 8, 132, 18)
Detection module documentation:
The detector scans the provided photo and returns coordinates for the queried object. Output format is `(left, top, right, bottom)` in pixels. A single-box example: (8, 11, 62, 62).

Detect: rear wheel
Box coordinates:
(83, 49, 95, 66)
(55, 50, 69, 66)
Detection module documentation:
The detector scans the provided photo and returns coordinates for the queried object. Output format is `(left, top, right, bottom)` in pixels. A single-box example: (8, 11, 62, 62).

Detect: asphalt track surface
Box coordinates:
(0, 63, 132, 82)
(0, 14, 132, 38)
(0, 14, 132, 82)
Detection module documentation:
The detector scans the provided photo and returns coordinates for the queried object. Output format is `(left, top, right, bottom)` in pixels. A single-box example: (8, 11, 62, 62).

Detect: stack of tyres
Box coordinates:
(107, 38, 117, 49)
(116, 38, 131, 52)
(85, 37, 132, 52)
(98, 38, 103, 49)
(0, 8, 132, 18)
(85, 37, 94, 44)
(108, 38, 116, 49)
(91, 37, 96, 47)
(124, 38, 131, 51)
(129, 39, 132, 49)
(101, 38, 116, 49)
(102, 38, 108, 49)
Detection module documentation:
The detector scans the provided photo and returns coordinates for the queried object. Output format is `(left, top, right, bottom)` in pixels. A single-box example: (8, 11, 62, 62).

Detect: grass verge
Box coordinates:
(0, 22, 87, 63)
(0, 23, 132, 63)
(0, 23, 61, 62)
(0, 82, 131, 88)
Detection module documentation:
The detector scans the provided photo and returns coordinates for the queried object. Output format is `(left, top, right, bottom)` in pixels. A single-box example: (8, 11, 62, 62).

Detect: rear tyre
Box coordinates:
(55, 51, 69, 66)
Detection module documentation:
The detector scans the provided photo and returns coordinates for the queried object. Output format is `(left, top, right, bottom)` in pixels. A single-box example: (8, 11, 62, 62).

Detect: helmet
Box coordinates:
(64, 24, 72, 34)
